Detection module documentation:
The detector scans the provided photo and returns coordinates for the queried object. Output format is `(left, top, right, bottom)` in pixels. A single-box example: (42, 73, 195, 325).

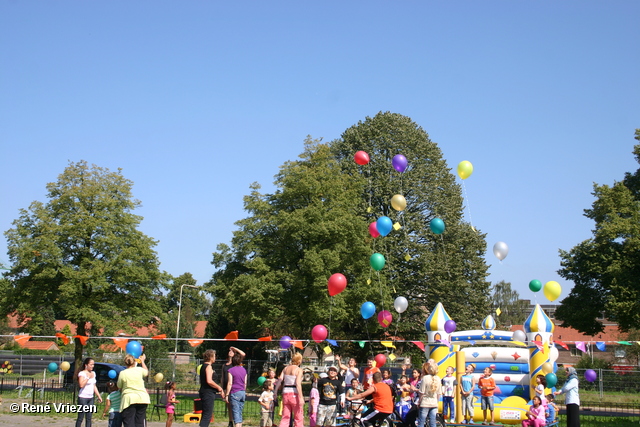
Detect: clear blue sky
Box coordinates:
(1, 2, 639, 307)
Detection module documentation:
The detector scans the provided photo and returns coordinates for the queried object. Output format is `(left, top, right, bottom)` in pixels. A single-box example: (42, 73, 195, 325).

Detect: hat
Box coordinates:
(327, 366, 338, 372)
(319, 373, 328, 378)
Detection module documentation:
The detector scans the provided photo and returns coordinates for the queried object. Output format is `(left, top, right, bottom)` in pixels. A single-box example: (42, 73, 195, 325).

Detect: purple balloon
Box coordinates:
(392, 154, 408, 173)
(585, 369, 597, 383)
(279, 336, 292, 349)
(444, 319, 457, 334)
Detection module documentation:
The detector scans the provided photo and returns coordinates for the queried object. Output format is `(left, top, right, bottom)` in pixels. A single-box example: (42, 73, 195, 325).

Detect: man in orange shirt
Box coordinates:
(346, 372, 393, 427)
(362, 356, 380, 391)
(478, 367, 496, 425)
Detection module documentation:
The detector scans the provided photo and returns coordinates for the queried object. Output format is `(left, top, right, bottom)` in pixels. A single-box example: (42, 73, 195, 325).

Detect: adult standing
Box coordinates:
(416, 361, 441, 427)
(226, 352, 247, 427)
(554, 367, 580, 427)
(117, 354, 150, 427)
(75, 357, 103, 427)
(222, 347, 246, 427)
(199, 349, 225, 427)
(337, 355, 359, 390)
(278, 352, 304, 427)
(316, 366, 345, 427)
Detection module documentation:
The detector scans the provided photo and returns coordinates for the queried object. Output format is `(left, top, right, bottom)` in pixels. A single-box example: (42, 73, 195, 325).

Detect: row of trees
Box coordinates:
(1, 114, 638, 369)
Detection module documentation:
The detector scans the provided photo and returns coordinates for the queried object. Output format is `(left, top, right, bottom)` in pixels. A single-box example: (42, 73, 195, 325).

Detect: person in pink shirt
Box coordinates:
(522, 396, 546, 427)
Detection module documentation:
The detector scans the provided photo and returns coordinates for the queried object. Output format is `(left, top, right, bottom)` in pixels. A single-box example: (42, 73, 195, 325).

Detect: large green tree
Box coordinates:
(556, 130, 640, 334)
(2, 161, 165, 372)
(207, 113, 491, 356)
(490, 280, 528, 330)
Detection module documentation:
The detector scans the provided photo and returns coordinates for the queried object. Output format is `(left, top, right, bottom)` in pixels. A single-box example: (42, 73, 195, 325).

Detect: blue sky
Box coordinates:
(1, 1, 639, 307)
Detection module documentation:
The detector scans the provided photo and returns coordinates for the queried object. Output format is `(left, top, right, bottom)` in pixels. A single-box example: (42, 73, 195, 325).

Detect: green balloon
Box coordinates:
(257, 376, 266, 386)
(529, 280, 542, 292)
(369, 253, 386, 271)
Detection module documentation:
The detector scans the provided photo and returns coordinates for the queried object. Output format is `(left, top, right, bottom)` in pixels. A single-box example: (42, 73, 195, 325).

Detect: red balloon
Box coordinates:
(368, 222, 380, 238)
(374, 353, 387, 368)
(327, 273, 347, 296)
(377, 310, 393, 328)
(354, 151, 370, 165)
(311, 324, 328, 343)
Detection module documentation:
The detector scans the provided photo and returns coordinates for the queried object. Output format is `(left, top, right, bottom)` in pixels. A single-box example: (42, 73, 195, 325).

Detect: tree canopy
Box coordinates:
(206, 113, 491, 355)
(556, 130, 640, 334)
(2, 161, 165, 369)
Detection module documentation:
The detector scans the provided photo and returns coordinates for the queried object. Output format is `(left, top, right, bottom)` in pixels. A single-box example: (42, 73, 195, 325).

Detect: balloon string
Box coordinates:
(377, 270, 385, 312)
(364, 321, 374, 358)
(462, 180, 474, 229)
(440, 234, 451, 278)
(329, 298, 333, 339)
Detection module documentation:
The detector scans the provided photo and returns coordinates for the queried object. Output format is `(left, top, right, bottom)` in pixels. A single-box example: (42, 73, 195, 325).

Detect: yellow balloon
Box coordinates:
(542, 362, 553, 374)
(60, 361, 71, 372)
(543, 281, 562, 302)
(391, 194, 407, 211)
(154, 372, 164, 383)
(457, 160, 474, 180)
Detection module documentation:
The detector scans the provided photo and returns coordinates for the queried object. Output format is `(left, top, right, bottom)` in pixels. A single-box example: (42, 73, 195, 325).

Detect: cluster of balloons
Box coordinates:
(358, 296, 409, 328)
(529, 279, 562, 302)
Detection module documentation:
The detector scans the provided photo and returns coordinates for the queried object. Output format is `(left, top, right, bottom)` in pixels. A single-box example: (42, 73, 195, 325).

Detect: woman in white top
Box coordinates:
(76, 357, 103, 427)
(337, 355, 360, 389)
(278, 352, 304, 427)
(417, 360, 441, 427)
(554, 366, 580, 427)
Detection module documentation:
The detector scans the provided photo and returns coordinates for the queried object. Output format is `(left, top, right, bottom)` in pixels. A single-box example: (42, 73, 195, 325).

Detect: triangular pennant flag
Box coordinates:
(357, 341, 366, 348)
(258, 336, 272, 342)
(152, 334, 166, 340)
(188, 339, 204, 347)
(326, 339, 338, 346)
(224, 331, 239, 340)
(381, 341, 396, 349)
(388, 353, 397, 361)
(323, 346, 332, 355)
(576, 341, 587, 353)
(554, 340, 569, 350)
(411, 341, 425, 351)
(74, 335, 89, 346)
(496, 308, 502, 316)
(465, 340, 477, 346)
(595, 342, 606, 351)
(437, 339, 452, 349)
(532, 340, 545, 353)
(292, 340, 304, 350)
(113, 338, 129, 350)
(617, 341, 632, 345)
(55, 333, 69, 345)
(14, 335, 32, 346)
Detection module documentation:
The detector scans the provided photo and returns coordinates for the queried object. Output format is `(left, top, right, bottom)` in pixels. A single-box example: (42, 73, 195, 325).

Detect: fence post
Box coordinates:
(598, 368, 603, 399)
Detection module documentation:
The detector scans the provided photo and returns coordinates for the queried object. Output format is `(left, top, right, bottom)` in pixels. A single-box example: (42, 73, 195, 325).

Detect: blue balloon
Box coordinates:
(360, 302, 376, 320)
(126, 340, 142, 358)
(430, 218, 445, 234)
(108, 369, 117, 379)
(376, 216, 393, 237)
(47, 362, 58, 373)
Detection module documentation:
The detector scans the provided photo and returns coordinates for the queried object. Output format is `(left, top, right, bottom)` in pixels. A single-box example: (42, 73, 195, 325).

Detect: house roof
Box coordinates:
(21, 341, 60, 351)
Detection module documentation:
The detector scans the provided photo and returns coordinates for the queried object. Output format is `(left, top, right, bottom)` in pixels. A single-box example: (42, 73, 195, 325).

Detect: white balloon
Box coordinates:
(394, 296, 408, 314)
(550, 346, 559, 363)
(512, 330, 526, 343)
(493, 241, 509, 261)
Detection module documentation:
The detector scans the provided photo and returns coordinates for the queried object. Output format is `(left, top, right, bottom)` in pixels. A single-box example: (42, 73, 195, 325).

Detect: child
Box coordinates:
(544, 394, 558, 425)
(522, 396, 545, 427)
(102, 381, 122, 427)
(534, 374, 547, 406)
(165, 381, 179, 427)
(346, 378, 364, 417)
(396, 375, 411, 401)
(381, 368, 394, 386)
(441, 366, 457, 421)
(478, 367, 496, 425)
(459, 364, 476, 424)
(259, 379, 275, 427)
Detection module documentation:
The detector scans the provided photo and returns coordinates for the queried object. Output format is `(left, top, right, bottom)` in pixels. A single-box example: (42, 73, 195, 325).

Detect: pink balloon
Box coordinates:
(368, 222, 380, 238)
(327, 273, 347, 296)
(377, 310, 393, 328)
(311, 324, 328, 343)
(375, 353, 387, 368)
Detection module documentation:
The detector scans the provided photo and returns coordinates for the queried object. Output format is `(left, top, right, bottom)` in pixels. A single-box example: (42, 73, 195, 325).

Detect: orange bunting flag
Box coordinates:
(113, 338, 129, 350)
(188, 340, 204, 347)
(152, 334, 167, 340)
(291, 340, 305, 350)
(258, 336, 272, 341)
(225, 331, 239, 340)
(14, 335, 32, 346)
(55, 333, 69, 345)
(74, 335, 90, 346)
(411, 341, 425, 351)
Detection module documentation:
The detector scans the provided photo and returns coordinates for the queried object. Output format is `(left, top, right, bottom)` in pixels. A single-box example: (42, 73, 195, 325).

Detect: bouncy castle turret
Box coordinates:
(425, 302, 455, 376)
(524, 304, 554, 399)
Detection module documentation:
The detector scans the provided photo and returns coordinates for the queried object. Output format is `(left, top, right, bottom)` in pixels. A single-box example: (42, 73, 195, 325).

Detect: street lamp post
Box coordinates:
(172, 284, 199, 381)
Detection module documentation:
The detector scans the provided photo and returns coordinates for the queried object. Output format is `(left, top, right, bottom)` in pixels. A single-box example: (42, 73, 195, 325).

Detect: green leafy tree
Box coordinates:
(556, 130, 640, 334)
(2, 161, 165, 374)
(490, 281, 528, 329)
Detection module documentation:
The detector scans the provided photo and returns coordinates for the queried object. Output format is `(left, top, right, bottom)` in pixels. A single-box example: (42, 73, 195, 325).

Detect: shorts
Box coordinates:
(481, 395, 494, 411)
(166, 404, 175, 414)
